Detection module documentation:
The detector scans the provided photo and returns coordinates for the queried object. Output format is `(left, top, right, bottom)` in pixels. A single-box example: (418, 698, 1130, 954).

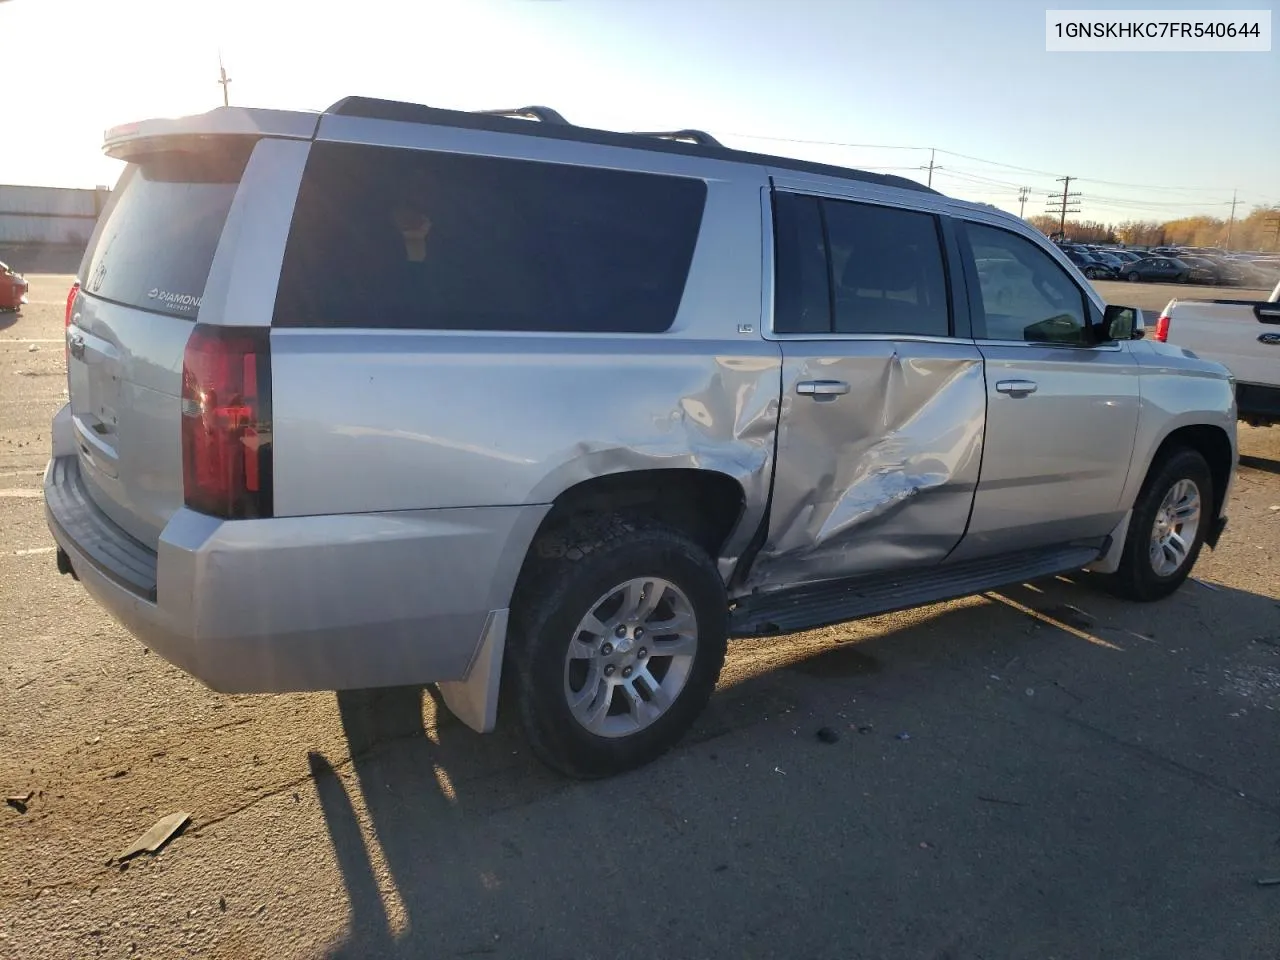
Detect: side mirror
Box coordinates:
(1100, 304, 1141, 341)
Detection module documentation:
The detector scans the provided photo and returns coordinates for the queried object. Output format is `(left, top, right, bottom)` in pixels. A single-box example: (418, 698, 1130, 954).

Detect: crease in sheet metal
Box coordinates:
(744, 345, 986, 593)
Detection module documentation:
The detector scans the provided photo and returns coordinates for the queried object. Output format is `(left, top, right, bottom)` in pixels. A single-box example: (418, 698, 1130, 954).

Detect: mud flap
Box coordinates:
(437, 608, 508, 734)
(56, 546, 78, 580)
(1085, 511, 1132, 574)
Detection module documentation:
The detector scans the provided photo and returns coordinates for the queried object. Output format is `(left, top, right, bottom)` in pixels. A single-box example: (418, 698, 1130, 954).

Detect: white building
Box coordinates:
(0, 184, 111, 246)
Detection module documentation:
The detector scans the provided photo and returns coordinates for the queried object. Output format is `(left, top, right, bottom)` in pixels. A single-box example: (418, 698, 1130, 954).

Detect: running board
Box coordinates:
(729, 544, 1104, 637)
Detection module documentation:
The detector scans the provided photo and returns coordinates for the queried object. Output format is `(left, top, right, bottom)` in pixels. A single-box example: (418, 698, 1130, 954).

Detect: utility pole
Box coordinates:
(217, 51, 232, 107)
(1044, 176, 1081, 240)
(1225, 188, 1238, 250)
(1267, 213, 1280, 252)
(1018, 186, 1031, 219)
(922, 148, 940, 189)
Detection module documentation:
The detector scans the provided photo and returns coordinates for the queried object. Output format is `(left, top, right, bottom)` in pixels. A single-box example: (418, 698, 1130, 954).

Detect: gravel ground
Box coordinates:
(2, 276, 1279, 960)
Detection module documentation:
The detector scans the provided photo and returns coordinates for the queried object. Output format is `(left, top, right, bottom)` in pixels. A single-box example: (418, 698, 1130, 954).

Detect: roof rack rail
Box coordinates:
(474, 106, 570, 125)
(320, 96, 937, 196)
(631, 129, 723, 148)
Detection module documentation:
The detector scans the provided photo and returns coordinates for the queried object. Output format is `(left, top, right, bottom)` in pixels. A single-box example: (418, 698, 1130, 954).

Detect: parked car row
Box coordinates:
(1147, 247, 1280, 287)
(1056, 242, 1280, 287)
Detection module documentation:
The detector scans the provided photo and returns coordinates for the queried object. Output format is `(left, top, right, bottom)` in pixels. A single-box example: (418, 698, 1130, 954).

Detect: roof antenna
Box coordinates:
(217, 50, 232, 107)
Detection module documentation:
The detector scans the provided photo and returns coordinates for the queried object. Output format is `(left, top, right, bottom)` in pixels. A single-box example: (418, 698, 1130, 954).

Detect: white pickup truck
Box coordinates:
(1159, 279, 1280, 427)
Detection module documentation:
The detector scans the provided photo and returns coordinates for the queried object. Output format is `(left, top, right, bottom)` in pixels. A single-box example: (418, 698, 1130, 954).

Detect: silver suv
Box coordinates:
(45, 98, 1237, 778)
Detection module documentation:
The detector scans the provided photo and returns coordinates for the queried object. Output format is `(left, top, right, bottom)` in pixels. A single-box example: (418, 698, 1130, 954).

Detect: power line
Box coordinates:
(938, 150, 1239, 195)
(1075, 175, 1242, 194)
(932, 167, 1029, 190)
(715, 130, 1259, 202)
(719, 131, 927, 151)
(934, 148, 1063, 178)
(1086, 195, 1234, 209)
(932, 172, 1239, 221)
(943, 171, 1250, 214)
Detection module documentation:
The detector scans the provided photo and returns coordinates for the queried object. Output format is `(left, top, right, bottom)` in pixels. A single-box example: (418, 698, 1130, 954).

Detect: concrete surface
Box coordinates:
(2, 275, 1279, 960)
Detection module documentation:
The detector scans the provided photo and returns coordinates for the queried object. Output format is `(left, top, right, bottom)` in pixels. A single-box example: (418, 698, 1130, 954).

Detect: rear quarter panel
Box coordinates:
(268, 144, 781, 568)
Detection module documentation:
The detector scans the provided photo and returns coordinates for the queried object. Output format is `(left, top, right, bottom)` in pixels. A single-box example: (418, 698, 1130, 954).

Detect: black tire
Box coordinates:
(1102, 448, 1213, 602)
(1126, 272, 1140, 283)
(508, 514, 728, 779)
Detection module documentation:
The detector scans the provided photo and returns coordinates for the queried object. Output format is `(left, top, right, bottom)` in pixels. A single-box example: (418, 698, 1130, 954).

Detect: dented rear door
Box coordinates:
(749, 342, 986, 590)
(742, 188, 985, 593)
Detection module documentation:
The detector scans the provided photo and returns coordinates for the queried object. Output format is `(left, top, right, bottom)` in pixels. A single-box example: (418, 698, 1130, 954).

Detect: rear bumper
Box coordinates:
(44, 453, 547, 696)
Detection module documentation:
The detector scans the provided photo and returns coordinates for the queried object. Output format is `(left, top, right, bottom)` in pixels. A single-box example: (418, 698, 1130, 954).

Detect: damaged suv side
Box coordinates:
(46, 99, 1236, 779)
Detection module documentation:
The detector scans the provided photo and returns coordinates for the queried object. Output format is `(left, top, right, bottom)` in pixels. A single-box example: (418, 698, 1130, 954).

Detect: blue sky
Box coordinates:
(2, 0, 1276, 222)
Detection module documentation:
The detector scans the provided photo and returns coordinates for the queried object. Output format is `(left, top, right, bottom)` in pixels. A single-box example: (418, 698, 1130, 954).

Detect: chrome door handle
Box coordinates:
(796, 380, 851, 397)
(995, 379, 1038, 396)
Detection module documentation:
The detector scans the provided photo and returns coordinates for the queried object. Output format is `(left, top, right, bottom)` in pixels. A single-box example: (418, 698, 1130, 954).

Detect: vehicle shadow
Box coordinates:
(0, 309, 22, 332)
(1239, 454, 1280, 476)
(310, 572, 1280, 958)
(312, 684, 564, 958)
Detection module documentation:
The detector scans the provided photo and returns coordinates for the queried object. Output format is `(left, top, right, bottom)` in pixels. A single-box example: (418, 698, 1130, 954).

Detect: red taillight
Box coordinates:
(64, 282, 80, 367)
(1154, 314, 1171, 342)
(180, 324, 272, 519)
(65, 281, 79, 328)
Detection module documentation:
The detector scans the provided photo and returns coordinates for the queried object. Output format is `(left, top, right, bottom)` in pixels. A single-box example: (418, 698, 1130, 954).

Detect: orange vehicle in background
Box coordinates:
(0, 261, 29, 311)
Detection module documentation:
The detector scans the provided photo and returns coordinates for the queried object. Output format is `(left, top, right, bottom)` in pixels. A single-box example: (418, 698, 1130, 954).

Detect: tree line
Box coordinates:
(1026, 205, 1280, 251)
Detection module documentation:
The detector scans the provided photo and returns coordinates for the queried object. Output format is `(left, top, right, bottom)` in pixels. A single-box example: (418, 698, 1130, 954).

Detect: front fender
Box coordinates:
(1124, 344, 1237, 516)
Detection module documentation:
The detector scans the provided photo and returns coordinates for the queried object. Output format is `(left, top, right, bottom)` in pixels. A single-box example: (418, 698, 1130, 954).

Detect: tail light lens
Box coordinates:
(64, 281, 79, 367)
(180, 324, 272, 519)
(64, 281, 79, 328)
(1154, 314, 1171, 342)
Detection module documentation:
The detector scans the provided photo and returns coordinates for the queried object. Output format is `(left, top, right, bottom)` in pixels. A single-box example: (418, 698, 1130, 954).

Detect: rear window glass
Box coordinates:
(80, 143, 250, 319)
(823, 199, 951, 338)
(772, 192, 831, 334)
(273, 142, 707, 333)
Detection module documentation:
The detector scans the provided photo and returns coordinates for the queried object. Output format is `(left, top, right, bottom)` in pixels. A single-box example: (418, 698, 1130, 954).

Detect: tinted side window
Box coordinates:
(965, 223, 1089, 345)
(274, 143, 707, 333)
(81, 142, 251, 319)
(772, 192, 831, 334)
(822, 200, 950, 337)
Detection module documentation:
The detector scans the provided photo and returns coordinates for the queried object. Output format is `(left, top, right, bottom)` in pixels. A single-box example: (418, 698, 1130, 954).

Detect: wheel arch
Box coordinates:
(1136, 423, 1234, 527)
(520, 467, 748, 574)
(438, 469, 747, 737)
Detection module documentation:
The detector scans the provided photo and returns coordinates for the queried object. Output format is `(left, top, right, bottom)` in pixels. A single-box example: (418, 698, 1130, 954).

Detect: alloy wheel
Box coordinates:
(562, 577, 698, 738)
(1149, 478, 1201, 577)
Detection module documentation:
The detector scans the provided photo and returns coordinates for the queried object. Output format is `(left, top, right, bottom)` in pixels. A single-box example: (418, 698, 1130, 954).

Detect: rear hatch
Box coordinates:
(68, 140, 252, 547)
